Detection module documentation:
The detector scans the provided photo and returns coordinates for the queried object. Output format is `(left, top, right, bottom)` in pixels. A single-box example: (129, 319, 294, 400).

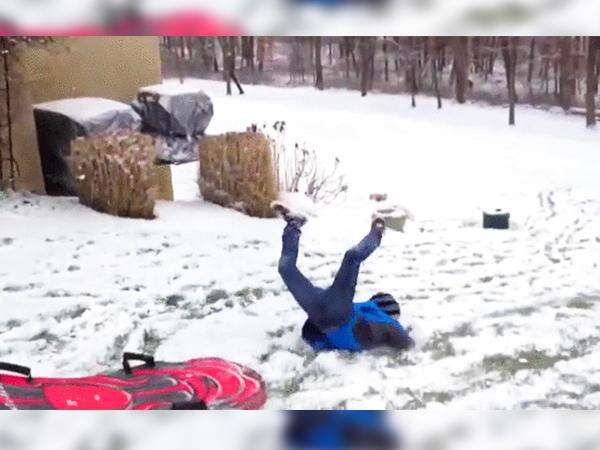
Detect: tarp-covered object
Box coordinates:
(133, 84, 214, 139)
(0, 355, 267, 410)
(153, 134, 200, 164)
(34, 97, 141, 195)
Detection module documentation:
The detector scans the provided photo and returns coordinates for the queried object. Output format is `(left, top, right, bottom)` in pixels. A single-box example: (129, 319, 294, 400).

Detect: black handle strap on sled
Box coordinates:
(171, 400, 208, 410)
(122, 352, 155, 375)
(0, 362, 33, 383)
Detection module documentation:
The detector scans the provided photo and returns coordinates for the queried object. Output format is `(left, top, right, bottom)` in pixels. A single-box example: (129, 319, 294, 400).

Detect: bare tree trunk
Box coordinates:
(257, 37, 265, 72)
(248, 36, 255, 71)
(256, 38, 263, 72)
(453, 37, 469, 104)
(410, 65, 417, 107)
(314, 37, 324, 90)
(525, 37, 535, 99)
(440, 42, 446, 69)
(0, 38, 15, 188)
(343, 37, 350, 80)
(407, 37, 417, 107)
(430, 37, 442, 109)
(370, 48, 375, 90)
(359, 37, 374, 96)
(393, 37, 400, 77)
(351, 48, 359, 79)
(236, 38, 245, 92)
(229, 37, 244, 94)
(585, 37, 600, 127)
(487, 37, 497, 78)
(502, 37, 518, 125)
(0, 40, 6, 186)
(344, 37, 359, 79)
(553, 59, 559, 95)
(527, 38, 536, 87)
(0, 46, 4, 186)
(185, 37, 194, 60)
(383, 37, 389, 82)
(542, 43, 550, 94)
(175, 37, 185, 83)
(559, 37, 575, 110)
(575, 36, 583, 96)
(219, 38, 232, 95)
(220, 37, 243, 95)
(433, 59, 442, 109)
(179, 37, 186, 59)
(240, 37, 247, 68)
(240, 37, 254, 71)
(212, 38, 219, 72)
(419, 37, 427, 88)
(472, 37, 481, 73)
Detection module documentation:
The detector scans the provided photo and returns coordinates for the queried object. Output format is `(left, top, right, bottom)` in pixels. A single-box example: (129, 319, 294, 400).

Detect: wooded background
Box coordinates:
(161, 36, 600, 128)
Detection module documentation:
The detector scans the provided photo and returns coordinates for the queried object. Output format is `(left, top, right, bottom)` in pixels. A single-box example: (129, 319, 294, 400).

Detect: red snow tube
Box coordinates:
(0, 353, 266, 410)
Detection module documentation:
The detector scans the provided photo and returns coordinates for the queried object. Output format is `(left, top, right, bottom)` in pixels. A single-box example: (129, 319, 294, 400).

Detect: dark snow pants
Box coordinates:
(278, 221, 382, 331)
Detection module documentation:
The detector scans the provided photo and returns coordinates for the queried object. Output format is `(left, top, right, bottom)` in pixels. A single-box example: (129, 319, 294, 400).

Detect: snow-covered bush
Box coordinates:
(259, 121, 347, 203)
(198, 131, 278, 218)
(68, 132, 157, 219)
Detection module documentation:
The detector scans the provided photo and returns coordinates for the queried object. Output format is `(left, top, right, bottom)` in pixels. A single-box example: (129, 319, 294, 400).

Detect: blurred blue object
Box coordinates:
(294, 0, 346, 5)
(284, 411, 401, 450)
(292, 0, 386, 6)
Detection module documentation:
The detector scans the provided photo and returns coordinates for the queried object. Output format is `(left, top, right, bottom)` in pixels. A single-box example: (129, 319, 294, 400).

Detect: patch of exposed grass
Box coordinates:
(482, 349, 566, 377)
(423, 323, 475, 360)
(142, 328, 161, 355)
(267, 325, 295, 339)
(281, 377, 302, 397)
(56, 306, 88, 321)
(423, 333, 456, 360)
(206, 289, 229, 304)
(30, 330, 60, 343)
(234, 286, 266, 306)
(567, 294, 598, 310)
(422, 391, 454, 404)
(486, 306, 538, 319)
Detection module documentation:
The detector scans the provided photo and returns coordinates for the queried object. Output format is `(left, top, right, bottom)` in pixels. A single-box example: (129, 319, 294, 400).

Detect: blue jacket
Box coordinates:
(302, 300, 412, 352)
(285, 411, 400, 449)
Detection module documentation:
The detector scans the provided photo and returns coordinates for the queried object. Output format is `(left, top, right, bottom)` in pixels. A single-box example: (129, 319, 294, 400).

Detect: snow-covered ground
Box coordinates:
(1, 80, 600, 409)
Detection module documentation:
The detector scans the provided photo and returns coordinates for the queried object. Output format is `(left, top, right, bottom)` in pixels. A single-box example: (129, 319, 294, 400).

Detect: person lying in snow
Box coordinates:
(273, 202, 414, 352)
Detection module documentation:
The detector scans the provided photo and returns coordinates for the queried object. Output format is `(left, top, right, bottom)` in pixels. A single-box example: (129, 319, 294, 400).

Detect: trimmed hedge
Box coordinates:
(68, 132, 157, 219)
(199, 131, 278, 218)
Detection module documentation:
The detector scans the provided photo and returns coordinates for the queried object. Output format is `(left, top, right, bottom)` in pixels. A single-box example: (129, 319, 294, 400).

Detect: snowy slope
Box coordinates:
(1, 80, 600, 410)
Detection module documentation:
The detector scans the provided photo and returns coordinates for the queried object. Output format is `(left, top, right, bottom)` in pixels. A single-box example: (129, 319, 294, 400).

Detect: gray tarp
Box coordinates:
(33, 97, 141, 195)
(132, 87, 213, 138)
(153, 134, 201, 165)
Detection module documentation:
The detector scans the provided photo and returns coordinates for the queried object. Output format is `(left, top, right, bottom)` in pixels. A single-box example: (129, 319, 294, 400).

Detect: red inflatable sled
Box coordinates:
(0, 353, 266, 410)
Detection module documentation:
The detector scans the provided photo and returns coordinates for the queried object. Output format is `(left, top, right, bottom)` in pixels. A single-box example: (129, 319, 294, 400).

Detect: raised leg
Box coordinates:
(278, 222, 322, 316)
(328, 224, 384, 310)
